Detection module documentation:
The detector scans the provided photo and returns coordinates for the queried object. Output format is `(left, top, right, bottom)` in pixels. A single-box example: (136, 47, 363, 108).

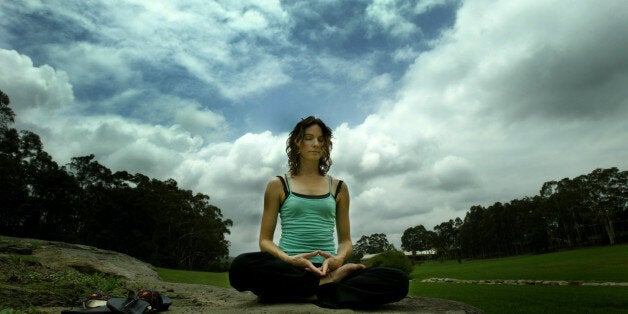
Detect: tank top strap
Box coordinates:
(277, 175, 289, 198)
(282, 174, 333, 196)
(284, 173, 292, 193)
(328, 175, 333, 194)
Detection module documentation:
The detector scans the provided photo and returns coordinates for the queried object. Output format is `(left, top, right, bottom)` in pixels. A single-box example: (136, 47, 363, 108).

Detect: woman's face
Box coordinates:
(298, 124, 325, 160)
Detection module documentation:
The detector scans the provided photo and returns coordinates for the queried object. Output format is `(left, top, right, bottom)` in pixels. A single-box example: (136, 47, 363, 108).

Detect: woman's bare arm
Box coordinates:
(259, 177, 288, 259)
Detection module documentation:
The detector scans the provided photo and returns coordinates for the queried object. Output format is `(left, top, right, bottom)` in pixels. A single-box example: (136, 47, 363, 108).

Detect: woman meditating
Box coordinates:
(229, 116, 409, 309)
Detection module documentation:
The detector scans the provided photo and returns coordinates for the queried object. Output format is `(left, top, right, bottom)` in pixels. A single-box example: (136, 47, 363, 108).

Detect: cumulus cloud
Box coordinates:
(324, 0, 628, 251)
(0, 50, 73, 114)
(1, 49, 214, 179)
(173, 103, 227, 136)
(191, 131, 286, 196)
(2, 0, 293, 103)
(2, 0, 627, 256)
(366, 0, 420, 38)
(333, 111, 434, 180)
(362, 73, 394, 95)
(414, 0, 454, 15)
(406, 0, 628, 123)
(432, 156, 479, 191)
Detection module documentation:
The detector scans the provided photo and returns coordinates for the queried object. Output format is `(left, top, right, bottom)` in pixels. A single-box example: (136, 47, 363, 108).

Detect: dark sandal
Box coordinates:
(106, 289, 172, 313)
(134, 289, 172, 311)
(106, 297, 150, 314)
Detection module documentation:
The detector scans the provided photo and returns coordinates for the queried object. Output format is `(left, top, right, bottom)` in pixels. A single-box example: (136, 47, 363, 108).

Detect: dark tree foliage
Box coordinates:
(0, 90, 232, 271)
(402, 167, 627, 261)
(432, 218, 462, 261)
(0, 90, 14, 129)
(0, 90, 25, 234)
(401, 224, 433, 254)
(353, 233, 396, 257)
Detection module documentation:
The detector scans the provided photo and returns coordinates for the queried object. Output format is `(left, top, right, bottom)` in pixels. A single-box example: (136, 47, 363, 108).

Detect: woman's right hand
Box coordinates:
(287, 251, 326, 276)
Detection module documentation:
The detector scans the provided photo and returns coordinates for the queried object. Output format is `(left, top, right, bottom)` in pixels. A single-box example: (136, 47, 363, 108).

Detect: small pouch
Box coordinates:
(83, 290, 110, 308)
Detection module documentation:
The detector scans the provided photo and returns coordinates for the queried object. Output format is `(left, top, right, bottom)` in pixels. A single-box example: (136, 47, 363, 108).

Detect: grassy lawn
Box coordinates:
(157, 267, 231, 288)
(408, 245, 628, 313)
(413, 244, 628, 282)
(410, 283, 628, 314)
(156, 245, 628, 313)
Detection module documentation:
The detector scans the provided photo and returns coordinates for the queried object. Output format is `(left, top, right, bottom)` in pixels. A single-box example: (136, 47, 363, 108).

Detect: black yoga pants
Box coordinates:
(228, 251, 409, 309)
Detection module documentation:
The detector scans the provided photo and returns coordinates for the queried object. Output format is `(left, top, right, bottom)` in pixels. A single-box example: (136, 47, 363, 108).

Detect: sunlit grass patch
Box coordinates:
(156, 267, 231, 288)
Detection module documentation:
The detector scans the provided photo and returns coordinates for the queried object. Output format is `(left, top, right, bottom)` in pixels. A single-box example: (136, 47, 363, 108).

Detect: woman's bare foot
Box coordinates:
(319, 263, 366, 285)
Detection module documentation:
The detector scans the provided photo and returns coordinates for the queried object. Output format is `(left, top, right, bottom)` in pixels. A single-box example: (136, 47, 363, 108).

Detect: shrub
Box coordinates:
(367, 250, 413, 274)
(346, 252, 364, 264)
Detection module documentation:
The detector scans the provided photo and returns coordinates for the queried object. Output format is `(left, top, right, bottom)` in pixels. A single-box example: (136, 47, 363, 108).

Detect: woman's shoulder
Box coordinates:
(328, 174, 345, 184)
(266, 175, 285, 187)
(264, 176, 289, 203)
(329, 174, 348, 193)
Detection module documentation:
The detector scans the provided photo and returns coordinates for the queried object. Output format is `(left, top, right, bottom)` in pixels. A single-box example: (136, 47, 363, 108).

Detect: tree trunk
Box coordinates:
(605, 217, 616, 245)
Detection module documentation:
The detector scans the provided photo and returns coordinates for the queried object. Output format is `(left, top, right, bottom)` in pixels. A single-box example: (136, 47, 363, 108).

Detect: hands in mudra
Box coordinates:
(288, 250, 366, 278)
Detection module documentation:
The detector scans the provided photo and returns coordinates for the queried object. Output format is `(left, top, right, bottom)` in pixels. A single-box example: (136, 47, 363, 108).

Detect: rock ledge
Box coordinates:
(1, 236, 484, 313)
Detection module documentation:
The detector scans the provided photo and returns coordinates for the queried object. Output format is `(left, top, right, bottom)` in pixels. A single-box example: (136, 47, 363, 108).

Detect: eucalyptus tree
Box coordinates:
(433, 219, 462, 260)
(0, 89, 24, 234)
(459, 205, 486, 258)
(401, 224, 434, 256)
(354, 233, 396, 257)
(583, 167, 627, 245)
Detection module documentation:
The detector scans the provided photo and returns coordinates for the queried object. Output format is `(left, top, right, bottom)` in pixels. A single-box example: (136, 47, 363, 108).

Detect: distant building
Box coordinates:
(361, 250, 436, 263)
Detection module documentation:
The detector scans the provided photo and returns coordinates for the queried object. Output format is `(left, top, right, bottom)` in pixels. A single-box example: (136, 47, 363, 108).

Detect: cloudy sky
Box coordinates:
(1, 0, 627, 256)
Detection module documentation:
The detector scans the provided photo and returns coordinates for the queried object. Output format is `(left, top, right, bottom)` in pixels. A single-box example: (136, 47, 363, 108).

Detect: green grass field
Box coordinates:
(157, 245, 628, 313)
(413, 245, 628, 282)
(157, 267, 231, 288)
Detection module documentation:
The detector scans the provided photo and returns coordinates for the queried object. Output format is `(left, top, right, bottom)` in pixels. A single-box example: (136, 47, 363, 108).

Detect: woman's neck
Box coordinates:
(295, 159, 321, 178)
(297, 169, 320, 177)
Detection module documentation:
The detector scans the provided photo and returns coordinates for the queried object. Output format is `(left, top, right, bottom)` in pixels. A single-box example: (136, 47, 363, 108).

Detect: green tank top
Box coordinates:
(278, 175, 337, 263)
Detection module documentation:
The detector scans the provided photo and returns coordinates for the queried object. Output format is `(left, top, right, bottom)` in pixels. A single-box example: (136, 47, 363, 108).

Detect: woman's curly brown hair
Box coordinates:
(286, 116, 333, 176)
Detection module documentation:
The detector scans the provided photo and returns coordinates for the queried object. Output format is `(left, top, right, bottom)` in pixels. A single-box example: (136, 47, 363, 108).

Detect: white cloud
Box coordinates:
(2, 0, 627, 257)
(323, 0, 628, 250)
(173, 103, 227, 136)
(1, 49, 209, 179)
(315, 53, 375, 83)
(0, 50, 73, 114)
(366, 0, 420, 38)
(228, 8, 269, 32)
(392, 45, 419, 63)
(414, 0, 453, 15)
(31, 113, 204, 178)
(362, 73, 393, 94)
(46, 43, 139, 92)
(432, 156, 479, 191)
(417, 0, 628, 122)
(218, 56, 292, 100)
(8, 0, 293, 102)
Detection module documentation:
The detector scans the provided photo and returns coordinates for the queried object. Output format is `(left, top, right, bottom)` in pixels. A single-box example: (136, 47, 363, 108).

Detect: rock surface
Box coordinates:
(1, 236, 484, 313)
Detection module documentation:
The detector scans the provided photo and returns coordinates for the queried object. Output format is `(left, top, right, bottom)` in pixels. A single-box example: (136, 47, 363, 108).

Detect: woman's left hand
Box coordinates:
(318, 251, 344, 276)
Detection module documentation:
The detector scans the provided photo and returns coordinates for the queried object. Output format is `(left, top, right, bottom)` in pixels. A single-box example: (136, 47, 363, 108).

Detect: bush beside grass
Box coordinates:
(367, 250, 414, 274)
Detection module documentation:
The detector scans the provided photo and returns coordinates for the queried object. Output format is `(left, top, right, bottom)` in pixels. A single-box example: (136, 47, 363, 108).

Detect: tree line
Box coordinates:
(3, 88, 626, 268)
(0, 90, 232, 271)
(353, 167, 627, 262)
